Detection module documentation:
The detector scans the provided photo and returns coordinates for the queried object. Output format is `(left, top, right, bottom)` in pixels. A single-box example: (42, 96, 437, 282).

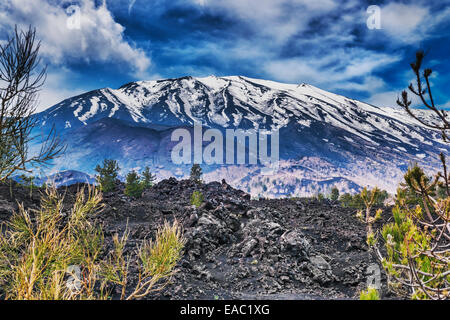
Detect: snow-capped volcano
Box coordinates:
(34, 76, 449, 197)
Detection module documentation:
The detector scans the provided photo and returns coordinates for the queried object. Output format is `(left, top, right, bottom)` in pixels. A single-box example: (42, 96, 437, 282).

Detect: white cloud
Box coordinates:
(0, 0, 150, 75)
(380, 3, 429, 43)
(263, 49, 400, 93)
(192, 0, 341, 44)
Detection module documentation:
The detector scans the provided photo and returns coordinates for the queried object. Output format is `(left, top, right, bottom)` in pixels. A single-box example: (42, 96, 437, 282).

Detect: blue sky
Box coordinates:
(1, 0, 449, 112)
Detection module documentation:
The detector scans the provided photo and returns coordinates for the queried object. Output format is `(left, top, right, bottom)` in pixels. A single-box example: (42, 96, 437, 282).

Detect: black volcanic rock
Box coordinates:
(0, 178, 390, 299)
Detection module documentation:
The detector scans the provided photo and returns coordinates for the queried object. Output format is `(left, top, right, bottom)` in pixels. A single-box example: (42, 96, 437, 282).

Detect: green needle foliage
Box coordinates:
(128, 221, 185, 300)
(125, 170, 144, 198)
(0, 185, 185, 300)
(375, 166, 450, 300)
(330, 186, 339, 201)
(190, 190, 204, 208)
(0, 26, 64, 182)
(141, 166, 156, 189)
(372, 51, 450, 300)
(0, 185, 104, 300)
(359, 287, 380, 300)
(356, 187, 383, 246)
(95, 159, 120, 192)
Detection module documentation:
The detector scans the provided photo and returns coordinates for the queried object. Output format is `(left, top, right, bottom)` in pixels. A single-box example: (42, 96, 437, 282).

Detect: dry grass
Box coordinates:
(0, 185, 184, 300)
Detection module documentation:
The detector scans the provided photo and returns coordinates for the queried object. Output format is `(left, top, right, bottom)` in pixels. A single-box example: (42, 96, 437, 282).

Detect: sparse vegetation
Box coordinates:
(126, 221, 184, 300)
(371, 51, 450, 300)
(19, 174, 35, 198)
(374, 166, 450, 300)
(0, 185, 184, 300)
(95, 159, 120, 192)
(355, 187, 383, 246)
(359, 286, 380, 300)
(316, 193, 324, 202)
(0, 26, 64, 182)
(0, 185, 104, 299)
(330, 186, 339, 201)
(190, 190, 204, 208)
(340, 190, 388, 209)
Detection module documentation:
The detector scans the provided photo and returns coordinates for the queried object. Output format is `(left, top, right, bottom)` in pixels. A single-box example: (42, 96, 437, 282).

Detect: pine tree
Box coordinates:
(125, 170, 143, 198)
(0, 26, 64, 181)
(330, 186, 339, 201)
(339, 193, 352, 207)
(371, 51, 450, 299)
(190, 164, 202, 184)
(95, 159, 119, 192)
(141, 166, 156, 189)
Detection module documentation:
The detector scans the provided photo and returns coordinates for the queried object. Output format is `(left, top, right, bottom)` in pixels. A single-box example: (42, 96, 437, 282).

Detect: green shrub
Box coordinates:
(191, 191, 204, 208)
(340, 190, 388, 209)
(0, 186, 104, 299)
(375, 166, 450, 300)
(330, 186, 339, 201)
(384, 50, 450, 300)
(355, 187, 383, 241)
(95, 159, 120, 192)
(359, 287, 380, 300)
(340, 193, 352, 207)
(317, 193, 324, 201)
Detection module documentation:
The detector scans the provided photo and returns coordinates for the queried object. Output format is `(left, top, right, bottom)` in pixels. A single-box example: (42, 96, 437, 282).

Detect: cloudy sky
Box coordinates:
(1, 0, 449, 112)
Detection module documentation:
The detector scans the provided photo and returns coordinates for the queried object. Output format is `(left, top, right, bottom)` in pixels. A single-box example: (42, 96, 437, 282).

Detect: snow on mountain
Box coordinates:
(33, 76, 449, 197)
(14, 170, 95, 187)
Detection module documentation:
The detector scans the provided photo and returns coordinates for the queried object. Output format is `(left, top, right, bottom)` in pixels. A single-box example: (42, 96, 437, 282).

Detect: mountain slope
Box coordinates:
(33, 76, 448, 196)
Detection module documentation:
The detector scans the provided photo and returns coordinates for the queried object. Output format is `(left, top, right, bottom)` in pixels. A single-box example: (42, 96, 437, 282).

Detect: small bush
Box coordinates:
(191, 191, 204, 208)
(340, 190, 388, 209)
(0, 186, 104, 299)
(377, 166, 450, 300)
(339, 193, 353, 207)
(317, 193, 324, 202)
(355, 187, 383, 246)
(103, 220, 185, 300)
(127, 221, 185, 300)
(359, 287, 380, 300)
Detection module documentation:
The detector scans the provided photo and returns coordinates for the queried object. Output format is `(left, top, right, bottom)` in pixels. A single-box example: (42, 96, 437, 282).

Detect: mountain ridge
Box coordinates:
(32, 75, 448, 197)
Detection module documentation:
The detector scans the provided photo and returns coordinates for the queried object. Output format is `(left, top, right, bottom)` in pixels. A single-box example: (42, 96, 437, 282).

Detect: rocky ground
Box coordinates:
(0, 178, 394, 300)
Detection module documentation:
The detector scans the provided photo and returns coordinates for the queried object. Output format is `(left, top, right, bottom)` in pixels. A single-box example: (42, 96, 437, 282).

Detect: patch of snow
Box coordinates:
(79, 97, 100, 122)
(416, 153, 426, 159)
